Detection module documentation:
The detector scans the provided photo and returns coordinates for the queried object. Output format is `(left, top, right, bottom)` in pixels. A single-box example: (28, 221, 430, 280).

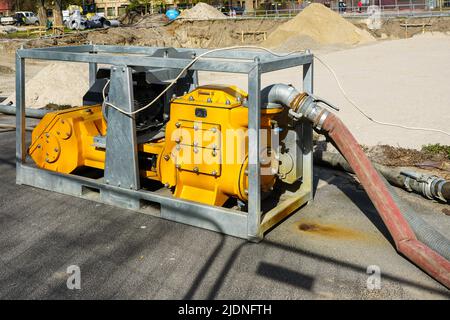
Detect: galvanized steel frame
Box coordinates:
(15, 44, 314, 241)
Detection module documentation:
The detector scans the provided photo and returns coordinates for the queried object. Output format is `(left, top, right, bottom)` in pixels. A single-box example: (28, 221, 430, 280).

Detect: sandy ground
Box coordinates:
(1, 34, 449, 148)
(199, 33, 450, 149)
(0, 54, 16, 98)
(4, 62, 89, 108)
(0, 54, 50, 102)
(315, 33, 450, 148)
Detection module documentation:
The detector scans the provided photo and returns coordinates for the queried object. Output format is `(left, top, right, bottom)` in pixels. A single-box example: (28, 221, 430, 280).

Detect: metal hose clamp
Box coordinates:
(315, 109, 330, 131)
(432, 178, 447, 202)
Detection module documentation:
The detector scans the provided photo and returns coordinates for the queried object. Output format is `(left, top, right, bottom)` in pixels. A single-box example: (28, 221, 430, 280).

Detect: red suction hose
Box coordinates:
(321, 113, 450, 288)
(261, 84, 450, 288)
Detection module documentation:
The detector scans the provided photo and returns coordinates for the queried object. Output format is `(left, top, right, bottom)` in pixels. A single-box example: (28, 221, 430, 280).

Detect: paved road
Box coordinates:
(0, 119, 448, 299)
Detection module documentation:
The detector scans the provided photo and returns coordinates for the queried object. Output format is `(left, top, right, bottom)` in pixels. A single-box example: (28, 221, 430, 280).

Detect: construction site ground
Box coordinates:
(0, 120, 449, 299)
(1, 31, 449, 148)
(0, 6, 449, 299)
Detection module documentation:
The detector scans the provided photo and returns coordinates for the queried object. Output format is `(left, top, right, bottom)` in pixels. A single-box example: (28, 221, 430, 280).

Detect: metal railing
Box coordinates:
(236, 3, 450, 19)
(330, 3, 450, 17)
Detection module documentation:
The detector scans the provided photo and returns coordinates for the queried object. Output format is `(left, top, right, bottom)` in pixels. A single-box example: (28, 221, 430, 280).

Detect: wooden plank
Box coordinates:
(238, 30, 268, 43)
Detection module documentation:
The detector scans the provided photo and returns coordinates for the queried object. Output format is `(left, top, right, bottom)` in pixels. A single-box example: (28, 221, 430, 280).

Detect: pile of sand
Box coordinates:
(5, 62, 89, 108)
(264, 4, 375, 51)
(179, 3, 226, 20)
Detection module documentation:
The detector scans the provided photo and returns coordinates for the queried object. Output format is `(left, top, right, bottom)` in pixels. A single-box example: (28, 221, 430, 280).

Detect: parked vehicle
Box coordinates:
(0, 15, 16, 25)
(62, 10, 70, 25)
(15, 11, 40, 26)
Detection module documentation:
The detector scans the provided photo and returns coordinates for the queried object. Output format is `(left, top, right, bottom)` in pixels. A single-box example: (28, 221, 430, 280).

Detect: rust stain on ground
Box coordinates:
(294, 220, 367, 241)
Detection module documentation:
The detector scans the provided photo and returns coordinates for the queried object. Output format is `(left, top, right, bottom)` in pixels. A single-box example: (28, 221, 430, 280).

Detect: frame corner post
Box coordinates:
(302, 57, 314, 202)
(247, 58, 263, 240)
(102, 65, 141, 209)
(15, 52, 26, 184)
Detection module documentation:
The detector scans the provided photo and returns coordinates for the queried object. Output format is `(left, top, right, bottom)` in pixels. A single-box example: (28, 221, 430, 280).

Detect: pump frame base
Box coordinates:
(15, 45, 314, 241)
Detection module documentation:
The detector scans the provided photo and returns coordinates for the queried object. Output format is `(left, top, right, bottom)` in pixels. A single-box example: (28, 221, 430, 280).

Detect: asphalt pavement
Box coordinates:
(0, 115, 449, 299)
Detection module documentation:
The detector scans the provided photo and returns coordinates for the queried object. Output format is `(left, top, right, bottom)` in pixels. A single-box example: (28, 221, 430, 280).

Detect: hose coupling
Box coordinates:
(402, 170, 448, 202)
(261, 84, 337, 129)
(290, 93, 330, 130)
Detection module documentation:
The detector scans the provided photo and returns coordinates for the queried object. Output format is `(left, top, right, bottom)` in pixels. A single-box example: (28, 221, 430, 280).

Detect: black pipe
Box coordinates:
(314, 150, 450, 203)
(443, 183, 450, 201)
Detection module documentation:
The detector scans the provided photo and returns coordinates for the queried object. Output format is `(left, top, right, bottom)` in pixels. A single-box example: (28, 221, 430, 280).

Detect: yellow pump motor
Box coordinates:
(158, 85, 283, 206)
(29, 85, 283, 206)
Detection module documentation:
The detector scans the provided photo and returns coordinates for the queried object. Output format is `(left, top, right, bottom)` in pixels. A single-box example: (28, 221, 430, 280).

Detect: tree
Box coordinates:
(245, 0, 254, 12)
(127, 0, 156, 14)
(50, 0, 85, 27)
(127, 0, 142, 13)
(53, 0, 63, 27)
(12, 0, 36, 11)
(37, 0, 47, 26)
(141, 0, 151, 14)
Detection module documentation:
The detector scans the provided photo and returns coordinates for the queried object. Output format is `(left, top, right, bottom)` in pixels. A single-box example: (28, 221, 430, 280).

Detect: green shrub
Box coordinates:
(421, 143, 450, 160)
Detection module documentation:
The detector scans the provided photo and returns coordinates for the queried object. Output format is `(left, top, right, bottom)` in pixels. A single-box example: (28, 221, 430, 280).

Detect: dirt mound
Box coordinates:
(118, 12, 168, 27)
(0, 65, 13, 74)
(264, 3, 375, 50)
(88, 18, 283, 48)
(179, 2, 226, 20)
(87, 26, 179, 47)
(366, 145, 449, 167)
(5, 62, 88, 108)
(356, 16, 450, 40)
(118, 11, 140, 25)
(134, 14, 169, 27)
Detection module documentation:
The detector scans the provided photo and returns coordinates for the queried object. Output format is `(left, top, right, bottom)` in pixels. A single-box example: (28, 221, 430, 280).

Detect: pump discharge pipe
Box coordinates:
(261, 84, 450, 289)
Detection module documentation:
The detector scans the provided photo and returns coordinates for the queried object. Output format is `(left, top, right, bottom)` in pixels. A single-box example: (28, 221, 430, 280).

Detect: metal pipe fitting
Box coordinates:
(402, 170, 449, 203)
(261, 84, 330, 129)
(261, 83, 300, 109)
(0, 104, 50, 119)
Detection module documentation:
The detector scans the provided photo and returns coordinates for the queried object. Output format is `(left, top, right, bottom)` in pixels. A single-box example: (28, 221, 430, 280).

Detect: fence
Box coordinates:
(238, 3, 450, 19)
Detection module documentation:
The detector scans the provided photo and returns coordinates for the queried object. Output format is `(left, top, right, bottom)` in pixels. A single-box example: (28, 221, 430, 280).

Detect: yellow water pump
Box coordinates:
(29, 85, 286, 206)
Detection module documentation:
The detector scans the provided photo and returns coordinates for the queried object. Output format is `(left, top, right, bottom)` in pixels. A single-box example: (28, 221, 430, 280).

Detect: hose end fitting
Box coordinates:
(402, 171, 449, 202)
(290, 92, 330, 130)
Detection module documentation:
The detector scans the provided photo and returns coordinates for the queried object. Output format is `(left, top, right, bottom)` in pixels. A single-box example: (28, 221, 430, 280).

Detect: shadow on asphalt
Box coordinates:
(192, 238, 450, 299)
